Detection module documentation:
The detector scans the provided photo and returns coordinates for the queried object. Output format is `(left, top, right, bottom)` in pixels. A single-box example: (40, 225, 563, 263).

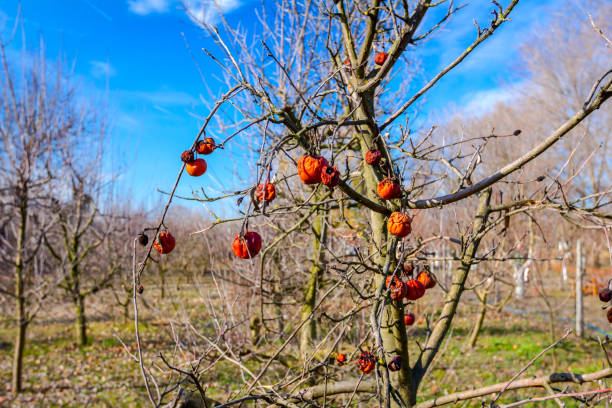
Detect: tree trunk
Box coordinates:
(413, 189, 492, 396)
(12, 202, 28, 394)
(159, 264, 166, 299)
(353, 97, 412, 407)
(123, 300, 130, 321)
(468, 291, 487, 348)
(70, 263, 88, 346)
(300, 194, 327, 355)
(272, 254, 285, 335)
(75, 293, 88, 346)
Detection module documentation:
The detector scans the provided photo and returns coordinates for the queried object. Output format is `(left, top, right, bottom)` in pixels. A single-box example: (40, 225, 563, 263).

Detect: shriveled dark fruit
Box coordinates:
(181, 150, 195, 163)
(321, 165, 340, 188)
(356, 350, 376, 374)
(137, 284, 144, 294)
(388, 356, 401, 372)
(600, 288, 612, 303)
(365, 148, 382, 165)
(386, 276, 407, 301)
(402, 263, 414, 276)
(607, 308, 612, 323)
(138, 233, 149, 246)
(513, 129, 522, 136)
(196, 137, 216, 155)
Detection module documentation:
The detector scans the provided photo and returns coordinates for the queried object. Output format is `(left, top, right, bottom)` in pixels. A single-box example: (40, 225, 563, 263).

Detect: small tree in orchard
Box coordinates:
(0, 35, 81, 393)
(42, 107, 120, 346)
(130, 1, 612, 407)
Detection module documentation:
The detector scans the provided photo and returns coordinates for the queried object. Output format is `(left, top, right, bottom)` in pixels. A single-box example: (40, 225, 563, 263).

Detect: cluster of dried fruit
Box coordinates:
(333, 269, 435, 374)
(386, 270, 435, 303)
(147, 138, 219, 256)
(356, 350, 376, 374)
(338, 350, 402, 375)
(230, 183, 276, 259)
(181, 137, 216, 177)
(402, 266, 436, 326)
(297, 154, 340, 188)
(179, 137, 272, 260)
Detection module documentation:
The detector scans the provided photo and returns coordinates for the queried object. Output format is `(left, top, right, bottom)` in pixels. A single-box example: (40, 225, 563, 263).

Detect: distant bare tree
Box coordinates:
(0, 33, 75, 392)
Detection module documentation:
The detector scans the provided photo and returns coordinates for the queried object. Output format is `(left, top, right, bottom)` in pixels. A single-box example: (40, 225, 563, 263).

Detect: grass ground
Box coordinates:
(1, 280, 611, 407)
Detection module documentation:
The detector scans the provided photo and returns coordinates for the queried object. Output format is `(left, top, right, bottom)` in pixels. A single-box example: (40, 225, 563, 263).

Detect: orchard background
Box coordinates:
(1, 1, 612, 407)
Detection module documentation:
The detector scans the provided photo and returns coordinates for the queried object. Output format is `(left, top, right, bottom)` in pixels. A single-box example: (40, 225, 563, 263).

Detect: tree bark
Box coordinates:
(75, 292, 88, 346)
(468, 291, 487, 349)
(12, 201, 28, 394)
(353, 94, 413, 407)
(414, 189, 492, 390)
(300, 191, 327, 355)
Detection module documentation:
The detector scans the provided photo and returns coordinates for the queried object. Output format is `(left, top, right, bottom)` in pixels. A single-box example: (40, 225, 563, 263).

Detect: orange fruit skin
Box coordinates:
(417, 271, 436, 289)
(377, 178, 401, 200)
(406, 279, 425, 300)
(387, 212, 411, 238)
(297, 155, 328, 185)
(186, 158, 207, 177)
(153, 231, 175, 254)
(196, 138, 216, 155)
(256, 183, 276, 202)
(232, 231, 262, 259)
(374, 52, 389, 65)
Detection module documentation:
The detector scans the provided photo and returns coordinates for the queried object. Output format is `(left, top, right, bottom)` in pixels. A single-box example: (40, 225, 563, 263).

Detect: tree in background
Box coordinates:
(44, 134, 119, 346)
(0, 34, 74, 393)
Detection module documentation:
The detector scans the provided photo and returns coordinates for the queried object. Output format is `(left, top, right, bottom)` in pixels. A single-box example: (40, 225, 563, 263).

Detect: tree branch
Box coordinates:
(415, 368, 612, 408)
(406, 75, 612, 209)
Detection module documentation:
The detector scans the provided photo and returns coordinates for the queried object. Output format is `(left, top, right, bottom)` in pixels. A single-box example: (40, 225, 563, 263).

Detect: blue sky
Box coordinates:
(0, 0, 561, 214)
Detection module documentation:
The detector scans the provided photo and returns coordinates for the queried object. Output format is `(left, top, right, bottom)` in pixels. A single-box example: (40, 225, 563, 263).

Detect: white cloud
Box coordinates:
(460, 82, 523, 116)
(128, 0, 170, 15)
(89, 60, 116, 78)
(184, 0, 243, 25)
(118, 89, 198, 106)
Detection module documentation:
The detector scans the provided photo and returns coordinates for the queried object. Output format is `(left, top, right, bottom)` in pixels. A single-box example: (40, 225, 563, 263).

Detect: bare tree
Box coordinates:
(0, 32, 76, 392)
(123, 1, 612, 407)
